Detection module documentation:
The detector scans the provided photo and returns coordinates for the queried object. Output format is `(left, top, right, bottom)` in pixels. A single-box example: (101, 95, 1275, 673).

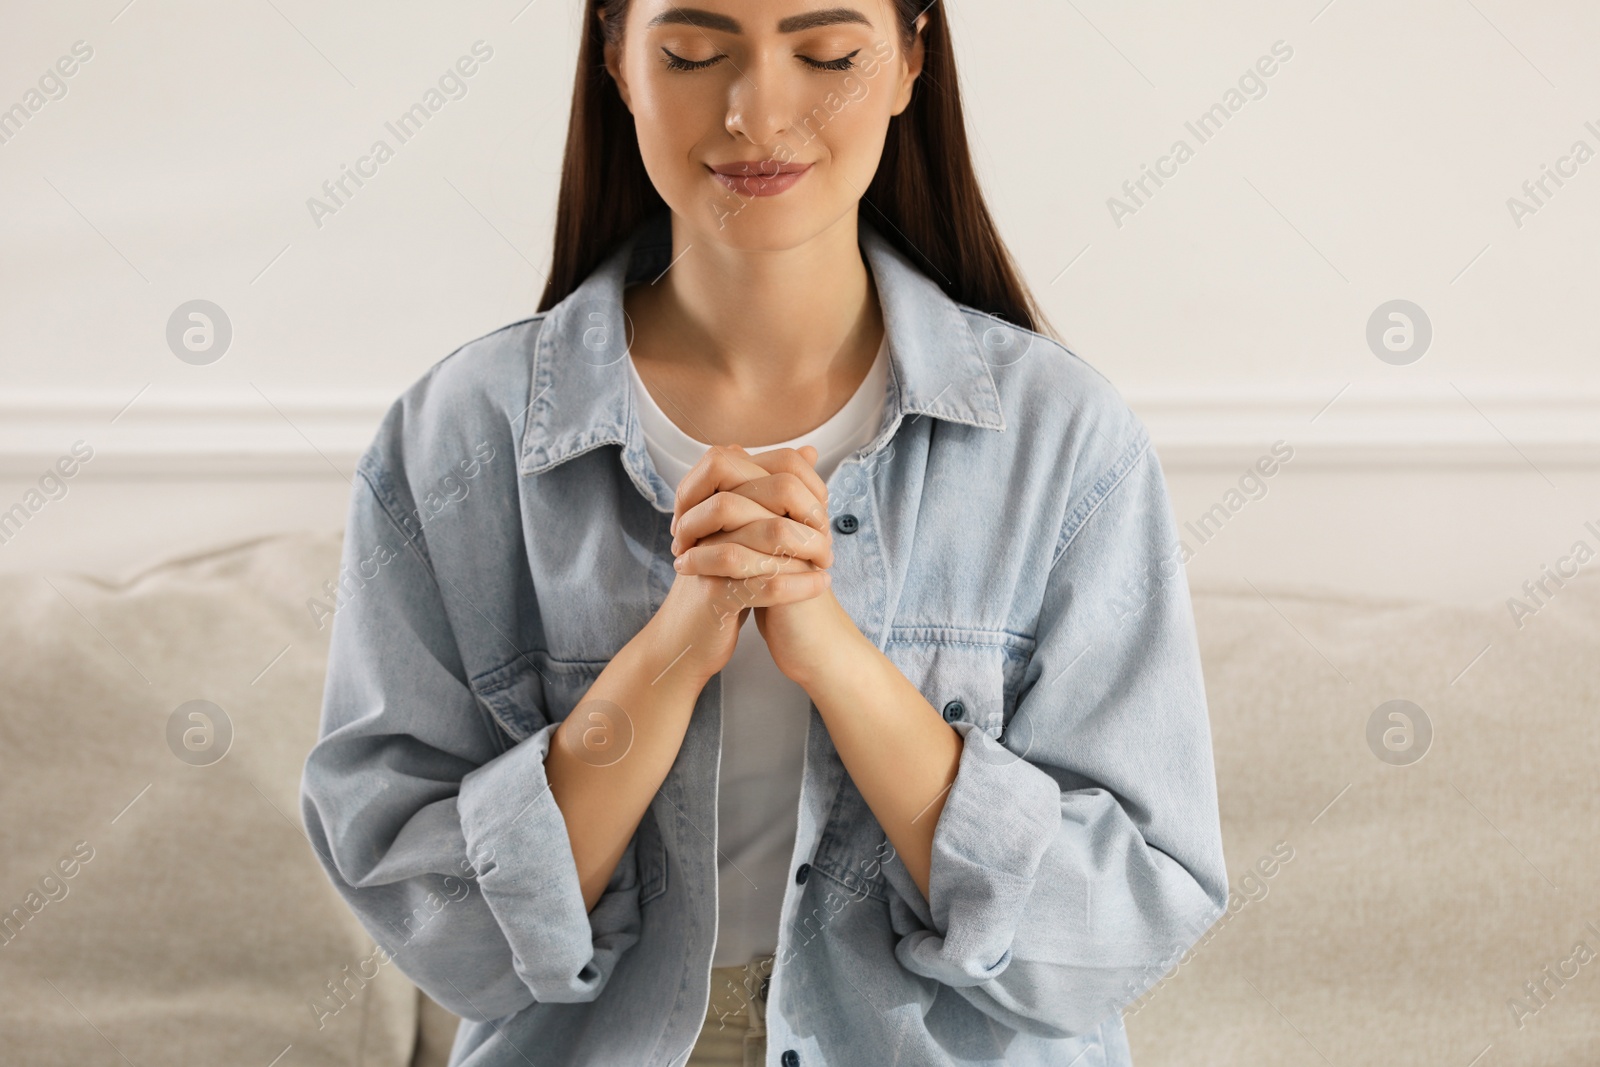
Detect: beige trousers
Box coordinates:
(686, 953, 774, 1067)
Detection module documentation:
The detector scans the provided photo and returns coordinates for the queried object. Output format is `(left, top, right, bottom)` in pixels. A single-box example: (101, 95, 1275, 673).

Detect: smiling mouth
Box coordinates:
(707, 161, 813, 198)
(708, 160, 812, 175)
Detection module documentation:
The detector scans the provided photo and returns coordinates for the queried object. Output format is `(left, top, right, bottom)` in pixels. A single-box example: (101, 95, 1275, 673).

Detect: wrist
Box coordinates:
(781, 593, 872, 692)
(637, 606, 723, 690)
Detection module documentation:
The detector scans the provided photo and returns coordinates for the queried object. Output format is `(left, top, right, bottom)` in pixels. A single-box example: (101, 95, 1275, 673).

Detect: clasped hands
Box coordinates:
(667, 442, 858, 686)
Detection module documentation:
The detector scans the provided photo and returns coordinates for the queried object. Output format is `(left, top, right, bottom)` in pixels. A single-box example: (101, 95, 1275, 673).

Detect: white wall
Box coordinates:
(2, 0, 1597, 606)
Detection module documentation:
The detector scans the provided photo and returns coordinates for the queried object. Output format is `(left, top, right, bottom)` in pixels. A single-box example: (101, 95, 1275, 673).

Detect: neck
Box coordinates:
(634, 208, 884, 388)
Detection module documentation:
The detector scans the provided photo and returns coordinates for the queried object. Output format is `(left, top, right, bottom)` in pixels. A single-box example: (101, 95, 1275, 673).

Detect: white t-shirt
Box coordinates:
(625, 333, 889, 968)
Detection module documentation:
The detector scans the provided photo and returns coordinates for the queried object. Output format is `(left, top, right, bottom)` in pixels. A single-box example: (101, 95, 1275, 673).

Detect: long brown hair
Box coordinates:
(537, 0, 1055, 339)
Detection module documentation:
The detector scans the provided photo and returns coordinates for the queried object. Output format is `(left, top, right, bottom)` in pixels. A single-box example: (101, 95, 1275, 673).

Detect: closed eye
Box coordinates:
(802, 49, 860, 72)
(661, 48, 720, 71)
(660, 47, 861, 72)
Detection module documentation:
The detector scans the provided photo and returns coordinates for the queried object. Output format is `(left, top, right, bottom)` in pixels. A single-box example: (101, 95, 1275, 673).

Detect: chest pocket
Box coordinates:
(810, 629, 1032, 901)
(883, 628, 1032, 737)
(468, 650, 669, 905)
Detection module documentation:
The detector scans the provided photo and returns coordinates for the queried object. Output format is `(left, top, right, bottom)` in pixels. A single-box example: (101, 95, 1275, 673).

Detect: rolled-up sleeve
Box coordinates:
(882, 428, 1230, 1039)
(299, 452, 641, 1022)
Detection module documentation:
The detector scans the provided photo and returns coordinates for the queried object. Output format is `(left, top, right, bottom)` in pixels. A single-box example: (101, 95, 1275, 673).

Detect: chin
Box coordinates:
(687, 191, 860, 251)
(682, 204, 830, 253)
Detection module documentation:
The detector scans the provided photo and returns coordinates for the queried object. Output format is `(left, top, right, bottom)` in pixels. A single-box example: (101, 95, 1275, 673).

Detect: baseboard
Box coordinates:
(1, 383, 1597, 479)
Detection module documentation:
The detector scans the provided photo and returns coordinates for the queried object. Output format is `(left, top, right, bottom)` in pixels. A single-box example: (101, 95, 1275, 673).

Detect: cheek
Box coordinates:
(809, 88, 891, 176)
(632, 87, 713, 179)
(633, 78, 698, 141)
(628, 60, 711, 130)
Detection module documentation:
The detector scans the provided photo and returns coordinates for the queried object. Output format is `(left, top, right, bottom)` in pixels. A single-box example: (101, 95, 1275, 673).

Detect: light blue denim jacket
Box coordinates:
(299, 208, 1229, 1067)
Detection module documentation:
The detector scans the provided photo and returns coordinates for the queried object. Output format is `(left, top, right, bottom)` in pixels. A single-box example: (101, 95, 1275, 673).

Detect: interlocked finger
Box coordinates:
(674, 539, 826, 581)
(672, 493, 832, 568)
(672, 445, 829, 538)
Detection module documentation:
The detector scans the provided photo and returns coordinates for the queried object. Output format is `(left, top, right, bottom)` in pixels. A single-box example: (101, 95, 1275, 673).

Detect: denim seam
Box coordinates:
(956, 307, 1122, 396)
(636, 809, 668, 905)
(885, 628, 1036, 654)
(811, 857, 889, 904)
(1050, 431, 1152, 572)
(471, 648, 605, 697)
(356, 456, 437, 574)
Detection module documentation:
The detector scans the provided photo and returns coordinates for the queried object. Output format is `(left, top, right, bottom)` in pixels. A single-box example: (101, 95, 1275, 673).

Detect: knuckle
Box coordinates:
(763, 517, 793, 553)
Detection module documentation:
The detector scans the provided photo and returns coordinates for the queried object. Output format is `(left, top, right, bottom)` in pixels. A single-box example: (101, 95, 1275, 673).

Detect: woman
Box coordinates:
(300, 1, 1230, 1065)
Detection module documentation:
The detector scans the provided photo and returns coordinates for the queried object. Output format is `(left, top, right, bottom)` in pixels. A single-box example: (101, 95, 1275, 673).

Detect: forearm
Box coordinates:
(795, 628, 963, 902)
(545, 614, 711, 912)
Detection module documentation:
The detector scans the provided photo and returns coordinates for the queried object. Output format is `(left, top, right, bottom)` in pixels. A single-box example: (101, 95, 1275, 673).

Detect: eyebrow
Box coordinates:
(644, 6, 873, 34)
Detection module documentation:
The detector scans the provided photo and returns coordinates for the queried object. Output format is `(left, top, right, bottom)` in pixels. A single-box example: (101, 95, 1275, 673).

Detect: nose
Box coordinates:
(724, 61, 792, 146)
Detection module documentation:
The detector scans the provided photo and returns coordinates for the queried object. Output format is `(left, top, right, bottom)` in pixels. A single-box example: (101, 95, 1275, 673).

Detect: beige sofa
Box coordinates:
(1, 530, 1596, 1066)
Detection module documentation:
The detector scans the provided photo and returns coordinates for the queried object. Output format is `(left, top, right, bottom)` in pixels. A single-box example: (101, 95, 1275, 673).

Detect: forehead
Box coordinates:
(637, 2, 887, 34)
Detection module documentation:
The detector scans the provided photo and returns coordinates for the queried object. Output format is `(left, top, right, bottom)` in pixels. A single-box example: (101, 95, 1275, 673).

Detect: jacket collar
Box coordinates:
(518, 209, 1007, 511)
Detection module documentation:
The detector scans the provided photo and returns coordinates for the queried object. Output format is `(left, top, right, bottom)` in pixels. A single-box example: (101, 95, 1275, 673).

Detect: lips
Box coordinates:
(708, 160, 812, 176)
(707, 160, 813, 198)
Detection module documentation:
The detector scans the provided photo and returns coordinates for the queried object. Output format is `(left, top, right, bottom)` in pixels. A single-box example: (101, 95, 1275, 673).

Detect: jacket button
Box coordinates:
(942, 700, 965, 722)
(782, 1052, 800, 1067)
(833, 513, 859, 535)
(795, 862, 811, 885)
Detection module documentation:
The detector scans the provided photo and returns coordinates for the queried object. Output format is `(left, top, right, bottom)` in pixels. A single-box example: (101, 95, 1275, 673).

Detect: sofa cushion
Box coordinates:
(1125, 574, 1600, 1065)
(3, 529, 1596, 1066)
(0, 531, 451, 1067)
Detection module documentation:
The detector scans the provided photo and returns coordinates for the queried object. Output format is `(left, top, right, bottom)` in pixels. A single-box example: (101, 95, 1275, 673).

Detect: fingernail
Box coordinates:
(673, 556, 684, 570)
(670, 515, 677, 533)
